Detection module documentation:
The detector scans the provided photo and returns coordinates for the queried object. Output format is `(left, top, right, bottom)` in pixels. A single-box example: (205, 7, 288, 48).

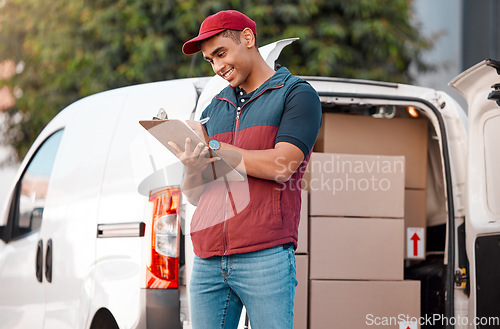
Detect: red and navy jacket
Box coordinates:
(190, 67, 317, 258)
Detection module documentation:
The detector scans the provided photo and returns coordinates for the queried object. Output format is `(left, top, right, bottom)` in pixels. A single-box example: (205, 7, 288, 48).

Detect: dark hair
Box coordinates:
(223, 29, 258, 47)
(220, 29, 242, 44)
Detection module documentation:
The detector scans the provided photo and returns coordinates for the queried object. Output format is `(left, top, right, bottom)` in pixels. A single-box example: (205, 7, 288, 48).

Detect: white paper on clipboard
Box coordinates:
(139, 119, 245, 182)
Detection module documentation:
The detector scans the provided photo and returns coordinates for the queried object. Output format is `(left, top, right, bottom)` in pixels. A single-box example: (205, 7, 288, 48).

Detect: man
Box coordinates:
(172, 10, 322, 329)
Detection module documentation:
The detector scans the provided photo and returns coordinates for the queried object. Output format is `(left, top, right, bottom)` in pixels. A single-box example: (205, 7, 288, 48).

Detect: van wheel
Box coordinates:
(90, 308, 119, 329)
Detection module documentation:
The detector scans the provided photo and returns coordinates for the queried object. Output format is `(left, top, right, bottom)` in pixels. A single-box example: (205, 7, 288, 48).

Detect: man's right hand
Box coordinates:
(168, 138, 220, 205)
(168, 138, 219, 173)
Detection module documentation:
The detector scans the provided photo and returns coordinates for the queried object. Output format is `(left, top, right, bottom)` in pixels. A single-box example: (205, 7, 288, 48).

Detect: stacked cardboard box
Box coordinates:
(306, 152, 406, 219)
(303, 152, 420, 328)
(314, 114, 428, 189)
(314, 113, 428, 260)
(309, 280, 421, 329)
(293, 113, 428, 328)
(306, 151, 406, 282)
(300, 111, 430, 328)
(309, 216, 404, 281)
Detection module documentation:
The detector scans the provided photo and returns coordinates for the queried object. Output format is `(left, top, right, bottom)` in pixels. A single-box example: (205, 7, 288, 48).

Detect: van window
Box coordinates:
(10, 129, 64, 239)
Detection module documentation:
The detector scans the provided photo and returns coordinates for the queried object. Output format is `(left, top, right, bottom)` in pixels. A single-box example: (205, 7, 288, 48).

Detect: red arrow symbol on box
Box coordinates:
(411, 233, 421, 257)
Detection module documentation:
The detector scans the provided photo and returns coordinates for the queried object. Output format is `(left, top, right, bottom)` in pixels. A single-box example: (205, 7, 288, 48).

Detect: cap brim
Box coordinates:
(182, 28, 226, 55)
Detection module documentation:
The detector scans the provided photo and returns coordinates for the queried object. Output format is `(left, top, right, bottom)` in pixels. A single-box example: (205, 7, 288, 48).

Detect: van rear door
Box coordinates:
(450, 59, 500, 328)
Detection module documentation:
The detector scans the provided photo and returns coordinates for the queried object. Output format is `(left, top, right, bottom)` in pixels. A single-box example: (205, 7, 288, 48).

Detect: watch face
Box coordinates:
(209, 139, 220, 150)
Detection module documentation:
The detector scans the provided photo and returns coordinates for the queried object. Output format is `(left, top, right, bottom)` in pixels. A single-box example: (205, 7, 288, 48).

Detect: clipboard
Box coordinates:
(139, 119, 244, 182)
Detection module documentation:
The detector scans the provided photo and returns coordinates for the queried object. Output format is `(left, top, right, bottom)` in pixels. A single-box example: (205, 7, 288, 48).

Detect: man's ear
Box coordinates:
(241, 28, 255, 48)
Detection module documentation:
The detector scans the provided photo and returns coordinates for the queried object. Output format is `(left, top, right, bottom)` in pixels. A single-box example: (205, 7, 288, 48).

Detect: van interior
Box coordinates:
(313, 96, 453, 328)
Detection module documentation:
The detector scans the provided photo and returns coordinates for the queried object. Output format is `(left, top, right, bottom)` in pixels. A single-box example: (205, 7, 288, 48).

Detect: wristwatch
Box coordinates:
(208, 139, 221, 151)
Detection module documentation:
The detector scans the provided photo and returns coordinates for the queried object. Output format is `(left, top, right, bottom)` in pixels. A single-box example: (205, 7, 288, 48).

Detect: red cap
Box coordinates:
(182, 10, 257, 55)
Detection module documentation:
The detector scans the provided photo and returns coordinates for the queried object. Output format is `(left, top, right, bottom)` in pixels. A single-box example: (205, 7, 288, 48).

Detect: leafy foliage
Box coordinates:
(0, 0, 433, 161)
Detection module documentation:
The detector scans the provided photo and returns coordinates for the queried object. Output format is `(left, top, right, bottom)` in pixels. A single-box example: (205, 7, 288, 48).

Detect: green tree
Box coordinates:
(0, 0, 433, 161)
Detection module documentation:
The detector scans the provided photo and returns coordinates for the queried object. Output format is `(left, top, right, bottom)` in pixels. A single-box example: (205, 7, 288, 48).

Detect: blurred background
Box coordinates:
(0, 0, 499, 205)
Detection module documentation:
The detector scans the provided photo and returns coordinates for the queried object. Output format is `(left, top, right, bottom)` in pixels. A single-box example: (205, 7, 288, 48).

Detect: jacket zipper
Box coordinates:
(216, 83, 284, 255)
(234, 107, 242, 144)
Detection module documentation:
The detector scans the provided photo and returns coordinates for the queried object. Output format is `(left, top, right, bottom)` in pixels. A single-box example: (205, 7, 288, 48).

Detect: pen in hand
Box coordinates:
(199, 117, 210, 125)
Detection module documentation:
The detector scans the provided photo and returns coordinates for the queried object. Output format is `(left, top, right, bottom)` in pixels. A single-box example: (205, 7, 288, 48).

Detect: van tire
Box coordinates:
(90, 308, 119, 329)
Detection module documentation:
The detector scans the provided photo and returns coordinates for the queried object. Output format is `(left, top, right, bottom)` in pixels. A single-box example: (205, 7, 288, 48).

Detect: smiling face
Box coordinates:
(201, 28, 256, 91)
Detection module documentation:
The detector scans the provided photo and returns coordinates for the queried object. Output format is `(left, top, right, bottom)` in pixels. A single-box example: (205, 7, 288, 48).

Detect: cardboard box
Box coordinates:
(305, 152, 405, 218)
(315, 113, 428, 189)
(310, 217, 404, 280)
(404, 189, 427, 259)
(294, 255, 308, 329)
(296, 189, 308, 254)
(309, 280, 421, 329)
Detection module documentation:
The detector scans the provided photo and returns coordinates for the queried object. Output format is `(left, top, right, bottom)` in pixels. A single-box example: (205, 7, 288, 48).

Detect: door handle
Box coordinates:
(45, 239, 52, 283)
(36, 240, 43, 283)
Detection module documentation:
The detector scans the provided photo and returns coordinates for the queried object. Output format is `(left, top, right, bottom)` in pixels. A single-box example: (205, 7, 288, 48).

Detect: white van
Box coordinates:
(0, 39, 498, 329)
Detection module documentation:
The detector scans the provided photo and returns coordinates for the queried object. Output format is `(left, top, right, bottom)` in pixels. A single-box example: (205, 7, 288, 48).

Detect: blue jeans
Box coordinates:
(190, 244, 297, 329)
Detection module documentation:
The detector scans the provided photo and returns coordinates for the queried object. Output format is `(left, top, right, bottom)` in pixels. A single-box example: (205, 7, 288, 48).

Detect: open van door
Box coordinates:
(450, 59, 500, 328)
